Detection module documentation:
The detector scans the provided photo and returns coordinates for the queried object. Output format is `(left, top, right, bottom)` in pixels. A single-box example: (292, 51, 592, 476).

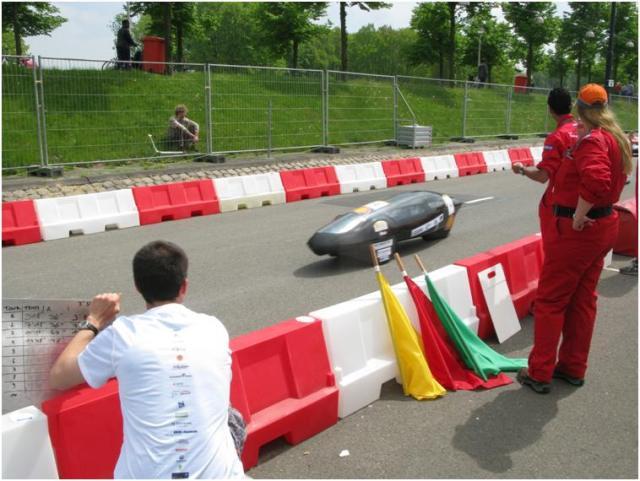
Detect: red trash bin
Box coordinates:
(142, 36, 165, 74)
(514, 74, 528, 94)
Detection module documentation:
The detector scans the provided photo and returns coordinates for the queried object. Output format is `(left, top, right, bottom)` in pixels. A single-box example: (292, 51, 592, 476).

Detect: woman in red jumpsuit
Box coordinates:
(518, 84, 634, 393)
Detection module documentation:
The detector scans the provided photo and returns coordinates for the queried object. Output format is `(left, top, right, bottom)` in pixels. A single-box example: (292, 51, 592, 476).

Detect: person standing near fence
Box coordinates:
(477, 59, 488, 87)
(167, 104, 200, 151)
(518, 83, 632, 394)
(116, 19, 137, 69)
(512, 87, 578, 244)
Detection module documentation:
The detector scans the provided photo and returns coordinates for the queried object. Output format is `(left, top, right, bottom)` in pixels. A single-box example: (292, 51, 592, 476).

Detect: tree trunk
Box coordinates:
(12, 3, 21, 57)
(448, 3, 456, 80)
(576, 45, 582, 92)
(292, 39, 299, 69)
(526, 40, 533, 86)
(340, 2, 348, 72)
(177, 20, 183, 65)
(163, 3, 172, 68)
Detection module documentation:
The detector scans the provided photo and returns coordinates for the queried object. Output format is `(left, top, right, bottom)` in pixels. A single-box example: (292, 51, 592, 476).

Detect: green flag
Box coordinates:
(425, 274, 527, 380)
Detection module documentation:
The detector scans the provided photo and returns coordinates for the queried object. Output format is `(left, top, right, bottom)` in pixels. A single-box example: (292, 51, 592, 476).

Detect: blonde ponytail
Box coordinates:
(577, 105, 633, 175)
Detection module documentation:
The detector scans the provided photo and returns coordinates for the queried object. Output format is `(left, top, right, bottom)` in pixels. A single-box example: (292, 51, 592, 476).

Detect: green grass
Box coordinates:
(2, 63, 638, 169)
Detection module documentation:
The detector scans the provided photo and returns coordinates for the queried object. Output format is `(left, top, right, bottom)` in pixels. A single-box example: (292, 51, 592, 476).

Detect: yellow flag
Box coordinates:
(377, 271, 446, 400)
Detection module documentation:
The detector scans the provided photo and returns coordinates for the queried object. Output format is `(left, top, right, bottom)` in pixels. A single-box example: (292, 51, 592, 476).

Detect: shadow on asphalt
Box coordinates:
(294, 238, 448, 278)
(598, 270, 638, 298)
(452, 384, 577, 473)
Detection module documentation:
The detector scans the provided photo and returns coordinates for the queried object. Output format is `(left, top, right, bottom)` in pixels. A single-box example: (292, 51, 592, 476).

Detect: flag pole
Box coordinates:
(369, 244, 380, 269)
(394, 253, 407, 276)
(414, 254, 428, 274)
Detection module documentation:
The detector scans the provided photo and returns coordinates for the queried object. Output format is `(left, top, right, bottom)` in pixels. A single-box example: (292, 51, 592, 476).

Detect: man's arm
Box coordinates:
(512, 162, 549, 183)
(49, 293, 120, 391)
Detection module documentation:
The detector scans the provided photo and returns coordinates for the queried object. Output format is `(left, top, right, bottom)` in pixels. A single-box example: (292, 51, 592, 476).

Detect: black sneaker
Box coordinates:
(619, 259, 638, 277)
(517, 368, 551, 394)
(553, 369, 585, 386)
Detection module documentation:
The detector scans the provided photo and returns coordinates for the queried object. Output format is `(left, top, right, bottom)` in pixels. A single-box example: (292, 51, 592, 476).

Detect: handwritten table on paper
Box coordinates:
(2, 299, 91, 414)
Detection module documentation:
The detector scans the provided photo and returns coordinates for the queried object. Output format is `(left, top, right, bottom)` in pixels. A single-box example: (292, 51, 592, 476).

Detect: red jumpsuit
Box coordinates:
(528, 128, 627, 383)
(536, 114, 578, 244)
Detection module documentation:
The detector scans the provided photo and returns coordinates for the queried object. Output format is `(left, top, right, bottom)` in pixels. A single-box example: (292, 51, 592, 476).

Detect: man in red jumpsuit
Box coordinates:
(518, 84, 628, 393)
(513, 88, 578, 243)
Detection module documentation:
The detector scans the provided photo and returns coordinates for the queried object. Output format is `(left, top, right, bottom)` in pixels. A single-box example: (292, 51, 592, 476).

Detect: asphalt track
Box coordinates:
(3, 170, 638, 478)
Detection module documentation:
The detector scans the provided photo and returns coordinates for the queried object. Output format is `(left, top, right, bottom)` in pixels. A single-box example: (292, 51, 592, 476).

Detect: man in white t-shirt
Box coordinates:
(49, 240, 244, 479)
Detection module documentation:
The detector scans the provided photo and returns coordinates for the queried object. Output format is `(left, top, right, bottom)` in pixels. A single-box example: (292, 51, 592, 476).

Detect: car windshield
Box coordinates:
(323, 213, 367, 233)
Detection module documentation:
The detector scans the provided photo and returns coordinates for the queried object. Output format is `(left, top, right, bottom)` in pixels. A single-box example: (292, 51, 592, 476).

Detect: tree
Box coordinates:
(502, 2, 559, 86)
(1, 2, 66, 56)
(172, 3, 195, 64)
(257, 2, 327, 69)
(339, 2, 390, 72)
(410, 3, 450, 79)
(129, 2, 174, 63)
(610, 2, 638, 83)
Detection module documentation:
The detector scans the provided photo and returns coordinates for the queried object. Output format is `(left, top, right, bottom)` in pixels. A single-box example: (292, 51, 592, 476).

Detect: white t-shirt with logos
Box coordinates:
(78, 303, 244, 479)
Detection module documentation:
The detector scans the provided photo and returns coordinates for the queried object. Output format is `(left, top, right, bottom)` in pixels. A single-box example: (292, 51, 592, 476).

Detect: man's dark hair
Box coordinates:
(122, 19, 130, 28)
(547, 87, 572, 115)
(133, 241, 188, 304)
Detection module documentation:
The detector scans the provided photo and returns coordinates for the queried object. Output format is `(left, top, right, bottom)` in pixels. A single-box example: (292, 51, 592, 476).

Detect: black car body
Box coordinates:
(308, 191, 462, 263)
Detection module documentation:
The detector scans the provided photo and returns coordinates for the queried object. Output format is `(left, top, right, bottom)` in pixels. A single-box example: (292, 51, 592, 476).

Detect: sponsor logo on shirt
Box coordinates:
(544, 144, 554, 151)
(177, 401, 185, 409)
(172, 364, 190, 370)
(169, 373, 192, 379)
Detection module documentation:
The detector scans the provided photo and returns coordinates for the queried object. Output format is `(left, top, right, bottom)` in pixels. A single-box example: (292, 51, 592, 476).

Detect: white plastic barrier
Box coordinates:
(213, 173, 286, 212)
(34, 189, 140, 241)
(426, 264, 480, 334)
(478, 264, 521, 343)
(310, 291, 399, 418)
(2, 406, 58, 479)
(334, 162, 387, 194)
(482, 150, 511, 172)
(530, 146, 543, 166)
(420, 155, 459, 181)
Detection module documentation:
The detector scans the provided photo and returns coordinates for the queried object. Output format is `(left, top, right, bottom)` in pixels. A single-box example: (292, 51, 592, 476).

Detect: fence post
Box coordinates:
(462, 80, 468, 139)
(37, 56, 50, 167)
(31, 55, 45, 168)
(267, 99, 272, 159)
(321, 70, 327, 147)
(325, 69, 330, 146)
(205, 64, 213, 155)
(506, 86, 513, 135)
(543, 95, 550, 133)
(393, 76, 398, 142)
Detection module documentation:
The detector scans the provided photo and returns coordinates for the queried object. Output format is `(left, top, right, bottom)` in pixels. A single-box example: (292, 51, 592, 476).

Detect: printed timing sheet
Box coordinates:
(2, 299, 90, 414)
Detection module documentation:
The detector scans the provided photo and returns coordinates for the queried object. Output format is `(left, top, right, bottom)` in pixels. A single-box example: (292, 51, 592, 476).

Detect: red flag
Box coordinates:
(404, 275, 512, 390)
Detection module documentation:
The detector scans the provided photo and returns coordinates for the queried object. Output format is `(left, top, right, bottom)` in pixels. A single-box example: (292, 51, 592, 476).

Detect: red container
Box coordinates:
(487, 234, 544, 320)
(381, 157, 425, 187)
(514, 74, 528, 94)
(2, 200, 42, 247)
(454, 152, 487, 176)
(42, 380, 122, 479)
(132, 180, 220, 225)
(613, 198, 638, 257)
(230, 319, 339, 470)
(508, 147, 534, 167)
(279, 166, 340, 202)
(142, 36, 165, 74)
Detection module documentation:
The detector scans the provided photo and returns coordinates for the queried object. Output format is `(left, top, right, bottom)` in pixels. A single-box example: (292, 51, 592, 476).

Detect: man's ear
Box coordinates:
(179, 279, 188, 298)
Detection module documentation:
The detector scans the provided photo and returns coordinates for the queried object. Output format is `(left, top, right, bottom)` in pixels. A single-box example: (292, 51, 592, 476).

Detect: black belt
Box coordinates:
(552, 204, 613, 219)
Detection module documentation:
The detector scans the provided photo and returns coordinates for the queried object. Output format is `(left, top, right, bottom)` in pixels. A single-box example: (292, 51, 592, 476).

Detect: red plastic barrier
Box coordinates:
(132, 180, 220, 225)
(42, 380, 122, 479)
(279, 167, 340, 202)
(454, 252, 497, 339)
(508, 148, 534, 167)
(488, 234, 544, 320)
(454, 152, 487, 176)
(2, 200, 42, 247)
(230, 319, 338, 470)
(380, 157, 425, 187)
(613, 198, 638, 257)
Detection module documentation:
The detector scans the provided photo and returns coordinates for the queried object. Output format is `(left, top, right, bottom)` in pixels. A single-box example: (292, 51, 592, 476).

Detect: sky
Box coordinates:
(25, 1, 570, 61)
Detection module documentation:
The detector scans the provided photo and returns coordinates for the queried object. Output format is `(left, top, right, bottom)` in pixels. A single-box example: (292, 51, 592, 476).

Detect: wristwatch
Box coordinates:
(520, 166, 526, 176)
(78, 320, 99, 336)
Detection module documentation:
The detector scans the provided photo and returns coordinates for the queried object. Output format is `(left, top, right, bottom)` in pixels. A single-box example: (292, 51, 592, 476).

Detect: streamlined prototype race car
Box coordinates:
(307, 191, 462, 263)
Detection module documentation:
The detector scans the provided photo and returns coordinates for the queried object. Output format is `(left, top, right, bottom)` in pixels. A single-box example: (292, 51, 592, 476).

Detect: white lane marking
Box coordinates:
(464, 196, 495, 205)
(604, 267, 621, 273)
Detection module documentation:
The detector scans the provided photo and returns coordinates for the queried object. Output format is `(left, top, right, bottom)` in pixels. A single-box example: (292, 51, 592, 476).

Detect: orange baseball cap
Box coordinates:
(577, 83, 608, 108)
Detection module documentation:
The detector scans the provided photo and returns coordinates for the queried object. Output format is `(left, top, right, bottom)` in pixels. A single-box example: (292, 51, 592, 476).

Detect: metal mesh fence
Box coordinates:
(2, 56, 42, 169)
(508, 86, 550, 136)
(464, 82, 511, 138)
(327, 71, 394, 145)
(38, 57, 208, 166)
(209, 65, 323, 154)
(396, 76, 465, 142)
(609, 94, 638, 132)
